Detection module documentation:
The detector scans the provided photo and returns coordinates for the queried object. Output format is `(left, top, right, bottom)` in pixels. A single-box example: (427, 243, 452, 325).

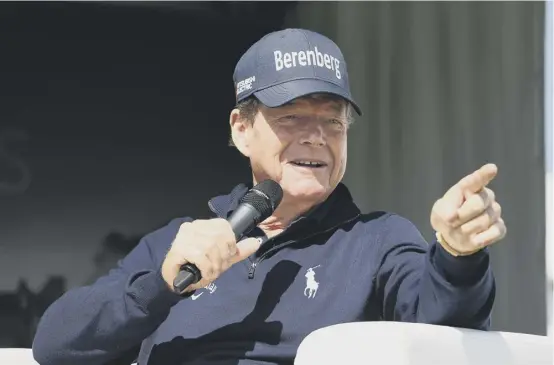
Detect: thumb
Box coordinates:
(230, 237, 262, 265)
(435, 197, 460, 226)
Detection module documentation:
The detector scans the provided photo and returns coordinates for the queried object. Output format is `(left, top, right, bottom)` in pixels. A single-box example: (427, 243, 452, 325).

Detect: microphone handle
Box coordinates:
(173, 264, 201, 294)
(172, 203, 261, 294)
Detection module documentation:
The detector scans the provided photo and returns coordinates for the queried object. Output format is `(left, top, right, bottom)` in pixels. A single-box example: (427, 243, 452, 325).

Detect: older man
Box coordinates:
(32, 28, 505, 365)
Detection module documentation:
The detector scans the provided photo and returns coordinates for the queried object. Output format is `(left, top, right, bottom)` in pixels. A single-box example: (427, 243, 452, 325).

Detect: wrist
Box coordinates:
(435, 232, 482, 257)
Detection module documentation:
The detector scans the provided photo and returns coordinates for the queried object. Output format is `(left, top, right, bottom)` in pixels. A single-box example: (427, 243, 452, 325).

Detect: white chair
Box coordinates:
(295, 322, 553, 365)
(6, 324, 551, 365)
(0, 348, 136, 365)
(0, 348, 38, 365)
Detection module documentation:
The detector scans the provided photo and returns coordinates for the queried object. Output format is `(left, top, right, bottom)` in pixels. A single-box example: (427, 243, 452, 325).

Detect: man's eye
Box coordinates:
(277, 115, 300, 123)
(329, 119, 347, 128)
(282, 115, 299, 121)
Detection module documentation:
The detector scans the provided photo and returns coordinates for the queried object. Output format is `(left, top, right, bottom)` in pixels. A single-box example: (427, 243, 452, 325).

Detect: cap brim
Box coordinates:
(254, 79, 362, 116)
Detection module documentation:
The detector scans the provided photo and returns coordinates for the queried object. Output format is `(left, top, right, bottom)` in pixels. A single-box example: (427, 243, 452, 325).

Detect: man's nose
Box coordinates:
(299, 122, 326, 147)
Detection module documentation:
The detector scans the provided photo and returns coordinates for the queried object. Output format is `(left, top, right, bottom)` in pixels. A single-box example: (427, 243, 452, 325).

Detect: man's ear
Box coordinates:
(229, 109, 251, 157)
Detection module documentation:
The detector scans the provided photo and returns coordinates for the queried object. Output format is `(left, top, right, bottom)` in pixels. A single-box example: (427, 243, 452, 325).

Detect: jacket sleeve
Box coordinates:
(32, 219, 188, 365)
(373, 214, 495, 330)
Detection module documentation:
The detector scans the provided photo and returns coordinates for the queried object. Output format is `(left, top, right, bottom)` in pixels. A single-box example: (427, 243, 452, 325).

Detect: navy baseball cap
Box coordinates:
(233, 28, 362, 115)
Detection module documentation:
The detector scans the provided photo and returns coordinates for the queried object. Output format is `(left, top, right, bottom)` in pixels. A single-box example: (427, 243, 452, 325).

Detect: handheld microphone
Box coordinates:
(172, 179, 283, 294)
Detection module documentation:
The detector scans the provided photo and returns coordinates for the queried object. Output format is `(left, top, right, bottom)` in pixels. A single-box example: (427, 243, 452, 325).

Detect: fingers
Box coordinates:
(231, 237, 263, 265)
(455, 188, 496, 226)
(189, 236, 260, 290)
(431, 187, 495, 230)
(459, 201, 501, 235)
(470, 218, 507, 247)
(430, 164, 507, 256)
(195, 233, 235, 282)
(443, 164, 497, 205)
(163, 218, 241, 292)
(182, 253, 212, 289)
(227, 236, 238, 257)
(205, 244, 224, 282)
(457, 163, 498, 195)
(164, 218, 266, 294)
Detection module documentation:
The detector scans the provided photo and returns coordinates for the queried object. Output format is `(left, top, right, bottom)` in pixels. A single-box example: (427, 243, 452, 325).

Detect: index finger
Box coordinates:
(455, 163, 498, 195)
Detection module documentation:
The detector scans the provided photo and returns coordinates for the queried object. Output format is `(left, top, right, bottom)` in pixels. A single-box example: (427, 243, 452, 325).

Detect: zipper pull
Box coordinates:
(248, 262, 257, 279)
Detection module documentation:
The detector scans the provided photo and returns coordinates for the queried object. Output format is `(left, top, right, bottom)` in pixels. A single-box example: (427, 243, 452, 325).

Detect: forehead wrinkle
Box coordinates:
(286, 99, 346, 116)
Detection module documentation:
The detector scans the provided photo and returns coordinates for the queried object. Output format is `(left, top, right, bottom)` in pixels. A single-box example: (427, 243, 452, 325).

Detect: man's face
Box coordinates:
(232, 95, 350, 205)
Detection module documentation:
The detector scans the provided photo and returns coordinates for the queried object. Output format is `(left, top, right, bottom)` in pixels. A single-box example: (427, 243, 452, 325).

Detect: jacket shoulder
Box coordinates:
(357, 211, 419, 228)
(353, 211, 426, 245)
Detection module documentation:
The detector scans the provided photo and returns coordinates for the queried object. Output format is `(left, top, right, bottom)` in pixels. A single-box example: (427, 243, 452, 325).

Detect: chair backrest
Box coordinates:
(0, 348, 38, 365)
(295, 322, 553, 365)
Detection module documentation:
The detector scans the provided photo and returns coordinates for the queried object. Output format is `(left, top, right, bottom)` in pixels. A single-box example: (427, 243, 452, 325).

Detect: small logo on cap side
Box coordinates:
(236, 76, 256, 95)
(274, 47, 341, 80)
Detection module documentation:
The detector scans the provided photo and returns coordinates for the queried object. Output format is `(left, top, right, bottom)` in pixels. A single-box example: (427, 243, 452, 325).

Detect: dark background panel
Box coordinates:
(0, 1, 296, 347)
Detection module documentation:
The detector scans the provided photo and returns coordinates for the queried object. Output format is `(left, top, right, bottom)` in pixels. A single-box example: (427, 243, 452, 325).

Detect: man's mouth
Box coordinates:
(290, 160, 328, 168)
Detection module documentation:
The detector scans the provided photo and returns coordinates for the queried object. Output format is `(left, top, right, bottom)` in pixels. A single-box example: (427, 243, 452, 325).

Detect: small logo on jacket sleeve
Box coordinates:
(190, 282, 217, 301)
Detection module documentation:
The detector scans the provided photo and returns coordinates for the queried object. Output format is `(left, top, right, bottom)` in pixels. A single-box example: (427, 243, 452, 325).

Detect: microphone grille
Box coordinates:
(240, 180, 283, 220)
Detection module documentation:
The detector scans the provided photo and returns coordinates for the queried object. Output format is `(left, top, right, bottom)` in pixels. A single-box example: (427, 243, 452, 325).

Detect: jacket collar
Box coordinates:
(208, 182, 361, 231)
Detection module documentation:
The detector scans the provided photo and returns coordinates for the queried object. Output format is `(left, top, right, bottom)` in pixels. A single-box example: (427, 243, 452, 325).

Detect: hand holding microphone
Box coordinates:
(161, 180, 283, 294)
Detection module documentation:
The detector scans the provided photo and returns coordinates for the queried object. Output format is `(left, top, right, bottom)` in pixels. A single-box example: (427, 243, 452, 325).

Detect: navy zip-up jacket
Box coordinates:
(32, 183, 495, 365)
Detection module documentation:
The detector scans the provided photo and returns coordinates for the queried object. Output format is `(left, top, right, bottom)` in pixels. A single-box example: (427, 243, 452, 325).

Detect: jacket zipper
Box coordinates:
(247, 213, 361, 279)
(248, 262, 257, 278)
(208, 197, 361, 280)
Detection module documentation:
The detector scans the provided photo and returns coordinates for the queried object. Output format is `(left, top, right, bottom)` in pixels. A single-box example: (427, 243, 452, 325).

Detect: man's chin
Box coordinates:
(283, 184, 329, 203)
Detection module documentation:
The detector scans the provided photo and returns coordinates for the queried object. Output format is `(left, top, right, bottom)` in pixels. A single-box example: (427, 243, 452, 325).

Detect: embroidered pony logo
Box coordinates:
(304, 265, 321, 299)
